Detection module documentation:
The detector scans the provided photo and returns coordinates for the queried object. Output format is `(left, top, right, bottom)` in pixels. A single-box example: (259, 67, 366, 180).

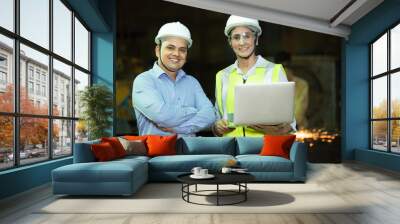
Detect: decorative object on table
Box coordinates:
(177, 173, 255, 206)
(79, 84, 113, 140)
(225, 159, 238, 167)
(221, 159, 240, 173)
(222, 167, 248, 174)
(191, 167, 202, 176)
(221, 167, 232, 173)
(189, 173, 215, 179)
(190, 167, 213, 179)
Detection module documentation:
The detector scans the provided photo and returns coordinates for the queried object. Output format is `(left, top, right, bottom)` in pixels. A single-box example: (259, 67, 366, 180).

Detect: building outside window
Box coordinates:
(0, 0, 91, 170)
(0, 55, 7, 88)
(0, 54, 6, 67)
(370, 22, 400, 154)
(42, 85, 46, 97)
(28, 81, 34, 94)
(28, 66, 34, 79)
(41, 73, 46, 83)
(35, 70, 40, 81)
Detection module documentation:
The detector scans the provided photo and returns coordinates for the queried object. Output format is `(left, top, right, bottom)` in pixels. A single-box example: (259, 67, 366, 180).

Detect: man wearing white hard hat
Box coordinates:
(132, 22, 216, 136)
(213, 15, 296, 137)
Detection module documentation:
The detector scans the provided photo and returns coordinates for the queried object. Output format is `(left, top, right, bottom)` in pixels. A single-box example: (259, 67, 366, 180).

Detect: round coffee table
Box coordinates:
(177, 172, 255, 206)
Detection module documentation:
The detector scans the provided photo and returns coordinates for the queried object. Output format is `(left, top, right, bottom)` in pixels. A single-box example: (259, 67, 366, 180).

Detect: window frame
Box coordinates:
(370, 20, 400, 154)
(0, 0, 92, 171)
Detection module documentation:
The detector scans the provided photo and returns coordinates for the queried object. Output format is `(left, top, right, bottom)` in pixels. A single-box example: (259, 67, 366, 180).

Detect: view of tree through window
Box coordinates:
(371, 23, 400, 153)
(0, 0, 91, 170)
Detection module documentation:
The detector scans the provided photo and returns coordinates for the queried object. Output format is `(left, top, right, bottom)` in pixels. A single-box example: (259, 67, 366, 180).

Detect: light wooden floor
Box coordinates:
(1, 162, 400, 224)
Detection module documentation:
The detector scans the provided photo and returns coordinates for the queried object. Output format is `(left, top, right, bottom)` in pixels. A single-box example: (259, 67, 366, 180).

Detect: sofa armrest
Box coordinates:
(73, 140, 100, 163)
(289, 142, 307, 181)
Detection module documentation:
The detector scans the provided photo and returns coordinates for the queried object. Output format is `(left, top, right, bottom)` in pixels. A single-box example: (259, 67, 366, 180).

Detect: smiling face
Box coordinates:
(229, 26, 256, 59)
(155, 36, 188, 74)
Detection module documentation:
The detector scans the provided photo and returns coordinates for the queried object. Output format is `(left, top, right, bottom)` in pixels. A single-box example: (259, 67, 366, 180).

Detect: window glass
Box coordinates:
(391, 72, 400, 118)
(74, 69, 89, 118)
(74, 18, 89, 70)
(19, 117, 49, 165)
(372, 121, 388, 151)
(75, 120, 88, 143)
(372, 34, 387, 76)
(0, 0, 14, 32)
(0, 116, 13, 170)
(372, 77, 387, 119)
(20, 0, 49, 49)
(0, 34, 14, 113)
(53, 59, 72, 116)
(0, 0, 92, 169)
(53, 119, 72, 158)
(391, 24, 400, 70)
(20, 44, 49, 115)
(53, 0, 72, 60)
(391, 120, 400, 153)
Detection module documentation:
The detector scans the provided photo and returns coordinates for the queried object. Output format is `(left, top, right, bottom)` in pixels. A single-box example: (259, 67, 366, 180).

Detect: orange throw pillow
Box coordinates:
(101, 137, 126, 158)
(260, 135, 296, 159)
(124, 135, 148, 141)
(91, 142, 117, 161)
(146, 135, 177, 157)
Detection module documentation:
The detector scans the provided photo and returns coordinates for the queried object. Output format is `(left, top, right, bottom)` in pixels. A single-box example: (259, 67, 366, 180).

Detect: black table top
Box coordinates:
(177, 172, 255, 185)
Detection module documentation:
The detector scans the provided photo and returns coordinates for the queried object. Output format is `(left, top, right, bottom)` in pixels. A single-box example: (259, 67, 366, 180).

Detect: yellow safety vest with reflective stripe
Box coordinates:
(215, 62, 287, 137)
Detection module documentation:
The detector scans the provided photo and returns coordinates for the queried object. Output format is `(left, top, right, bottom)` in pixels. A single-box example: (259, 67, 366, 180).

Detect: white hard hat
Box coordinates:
(155, 22, 193, 48)
(224, 15, 262, 37)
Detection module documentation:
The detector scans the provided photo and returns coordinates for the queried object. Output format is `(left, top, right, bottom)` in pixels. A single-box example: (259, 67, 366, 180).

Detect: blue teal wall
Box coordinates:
(0, 158, 72, 199)
(91, 0, 116, 136)
(0, 0, 116, 200)
(344, 0, 400, 171)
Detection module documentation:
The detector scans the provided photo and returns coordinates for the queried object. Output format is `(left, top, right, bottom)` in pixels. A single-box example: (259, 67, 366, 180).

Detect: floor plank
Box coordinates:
(1, 162, 400, 224)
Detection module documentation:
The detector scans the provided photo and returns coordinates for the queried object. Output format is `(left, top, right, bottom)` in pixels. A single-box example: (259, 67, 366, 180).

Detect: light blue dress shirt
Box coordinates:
(132, 62, 216, 136)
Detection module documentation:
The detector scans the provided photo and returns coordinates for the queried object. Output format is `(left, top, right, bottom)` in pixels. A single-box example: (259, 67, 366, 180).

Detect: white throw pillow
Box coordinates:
(117, 137, 147, 156)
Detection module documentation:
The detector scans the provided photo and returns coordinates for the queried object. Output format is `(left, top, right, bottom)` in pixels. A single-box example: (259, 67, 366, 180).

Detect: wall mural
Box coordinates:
(116, 0, 342, 162)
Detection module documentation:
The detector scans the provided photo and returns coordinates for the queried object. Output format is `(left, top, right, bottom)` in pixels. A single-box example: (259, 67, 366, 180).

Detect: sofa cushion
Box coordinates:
(177, 137, 236, 155)
(148, 154, 235, 172)
(147, 135, 177, 157)
(236, 137, 263, 155)
(118, 137, 147, 156)
(101, 137, 127, 158)
(91, 142, 118, 161)
(123, 135, 148, 141)
(74, 139, 101, 163)
(115, 155, 150, 163)
(52, 159, 146, 183)
(260, 135, 296, 159)
(236, 155, 293, 172)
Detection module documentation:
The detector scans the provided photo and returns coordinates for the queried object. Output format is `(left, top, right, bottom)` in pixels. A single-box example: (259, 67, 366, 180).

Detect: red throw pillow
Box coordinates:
(91, 142, 118, 161)
(260, 135, 296, 159)
(124, 135, 148, 141)
(146, 135, 177, 157)
(101, 137, 126, 158)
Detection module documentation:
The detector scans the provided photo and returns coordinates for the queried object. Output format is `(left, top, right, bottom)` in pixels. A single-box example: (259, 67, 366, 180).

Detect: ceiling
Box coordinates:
(164, 0, 384, 38)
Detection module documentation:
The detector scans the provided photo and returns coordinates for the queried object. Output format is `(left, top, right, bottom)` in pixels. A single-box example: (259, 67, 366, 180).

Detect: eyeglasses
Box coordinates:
(230, 32, 255, 42)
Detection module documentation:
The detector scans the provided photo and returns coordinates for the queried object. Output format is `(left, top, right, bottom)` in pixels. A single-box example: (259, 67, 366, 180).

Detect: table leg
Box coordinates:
(217, 184, 219, 206)
(245, 183, 247, 201)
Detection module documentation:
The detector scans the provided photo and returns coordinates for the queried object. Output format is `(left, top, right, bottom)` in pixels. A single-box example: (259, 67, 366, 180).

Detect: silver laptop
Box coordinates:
(233, 82, 295, 125)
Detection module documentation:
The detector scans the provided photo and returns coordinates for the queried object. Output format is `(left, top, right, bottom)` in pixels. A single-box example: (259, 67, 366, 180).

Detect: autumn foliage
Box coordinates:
(372, 99, 400, 141)
(0, 84, 59, 150)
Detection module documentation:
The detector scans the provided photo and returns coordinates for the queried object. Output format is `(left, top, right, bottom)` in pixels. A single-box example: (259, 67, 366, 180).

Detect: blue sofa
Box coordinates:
(52, 137, 307, 195)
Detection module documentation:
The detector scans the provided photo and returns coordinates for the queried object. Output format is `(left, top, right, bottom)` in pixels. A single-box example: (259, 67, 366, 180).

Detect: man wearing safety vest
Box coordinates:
(132, 22, 216, 136)
(213, 15, 296, 137)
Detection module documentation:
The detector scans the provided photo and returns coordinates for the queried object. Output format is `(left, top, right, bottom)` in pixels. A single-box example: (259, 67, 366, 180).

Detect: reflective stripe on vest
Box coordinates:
(216, 63, 284, 136)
